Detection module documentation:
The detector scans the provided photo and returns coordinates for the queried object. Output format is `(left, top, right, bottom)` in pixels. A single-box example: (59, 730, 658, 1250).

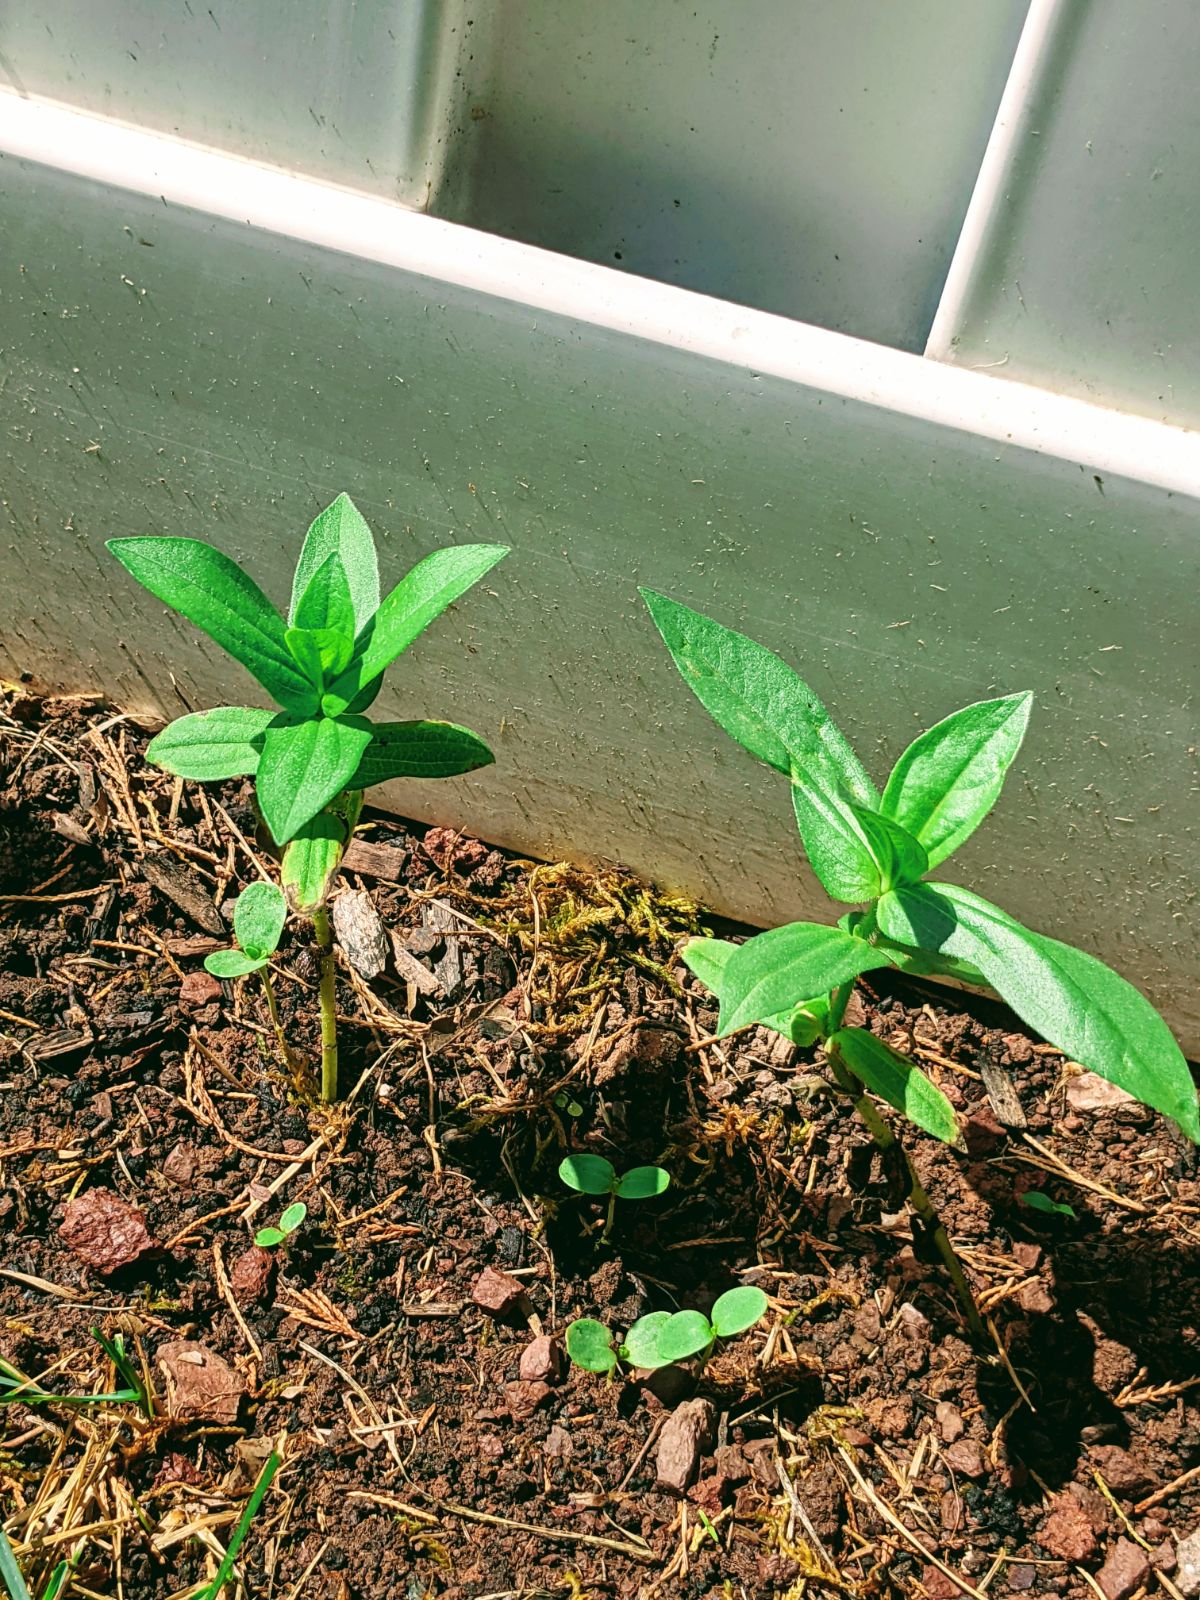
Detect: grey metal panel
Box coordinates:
(434, 0, 1030, 350)
(0, 0, 473, 204)
(1, 154, 1196, 1050)
(929, 0, 1200, 428)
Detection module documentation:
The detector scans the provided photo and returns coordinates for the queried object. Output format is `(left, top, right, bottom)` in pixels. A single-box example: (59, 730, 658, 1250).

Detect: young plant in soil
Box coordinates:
(205, 882, 291, 1063)
(566, 1286, 769, 1376)
(642, 590, 1200, 1339)
(253, 1201, 307, 1251)
(559, 1153, 670, 1240)
(108, 493, 508, 1101)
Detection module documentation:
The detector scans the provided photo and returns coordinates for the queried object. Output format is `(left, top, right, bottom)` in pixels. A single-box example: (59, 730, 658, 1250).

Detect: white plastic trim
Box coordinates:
(924, 0, 1068, 362)
(1, 85, 1196, 497)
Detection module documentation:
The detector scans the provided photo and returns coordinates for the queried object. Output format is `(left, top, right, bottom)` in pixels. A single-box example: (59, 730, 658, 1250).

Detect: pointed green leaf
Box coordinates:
(790, 785, 882, 903)
(615, 1166, 670, 1200)
(146, 707, 273, 781)
(881, 693, 1033, 869)
(565, 1318, 617, 1374)
(620, 1311, 672, 1370)
(1020, 1191, 1076, 1219)
(107, 537, 316, 714)
(558, 1154, 616, 1195)
(710, 1286, 768, 1339)
(293, 550, 356, 637)
(255, 716, 373, 845)
(830, 1026, 961, 1144)
(655, 1310, 714, 1364)
(205, 947, 267, 977)
(848, 804, 928, 891)
(877, 883, 1200, 1142)
(323, 544, 509, 712)
(347, 721, 496, 788)
(289, 493, 380, 633)
(233, 881, 287, 961)
(284, 627, 327, 689)
(718, 922, 894, 1037)
(280, 793, 362, 913)
(682, 937, 828, 1046)
(0, 1525, 32, 1600)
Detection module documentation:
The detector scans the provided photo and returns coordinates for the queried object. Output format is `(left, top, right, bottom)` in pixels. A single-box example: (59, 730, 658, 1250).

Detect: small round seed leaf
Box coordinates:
(565, 1318, 617, 1373)
(205, 948, 267, 978)
(233, 880, 287, 961)
(615, 1165, 670, 1200)
(278, 1202, 307, 1234)
(620, 1311, 672, 1370)
(254, 1227, 285, 1248)
(655, 1309, 714, 1365)
(710, 1286, 769, 1339)
(558, 1154, 617, 1195)
(1020, 1190, 1077, 1220)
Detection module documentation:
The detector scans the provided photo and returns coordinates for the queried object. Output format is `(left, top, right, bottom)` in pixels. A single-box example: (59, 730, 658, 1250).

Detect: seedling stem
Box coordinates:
(312, 905, 338, 1103)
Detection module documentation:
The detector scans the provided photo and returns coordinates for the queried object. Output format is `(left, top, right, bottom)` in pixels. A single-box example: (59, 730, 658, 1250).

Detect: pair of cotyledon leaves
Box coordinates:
(641, 590, 1199, 1146)
(567, 1285, 769, 1374)
(204, 881, 288, 979)
(107, 494, 508, 848)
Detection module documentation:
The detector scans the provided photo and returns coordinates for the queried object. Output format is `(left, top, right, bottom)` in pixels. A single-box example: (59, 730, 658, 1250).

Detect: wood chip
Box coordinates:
(980, 1059, 1028, 1129)
(332, 889, 389, 980)
(423, 899, 463, 996)
(26, 1024, 95, 1060)
(140, 855, 224, 936)
(389, 931, 441, 996)
(342, 838, 409, 883)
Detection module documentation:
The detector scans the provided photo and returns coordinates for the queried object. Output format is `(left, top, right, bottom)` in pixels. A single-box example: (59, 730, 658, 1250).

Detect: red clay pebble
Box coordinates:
(229, 1245, 275, 1305)
(179, 970, 222, 1007)
(1039, 1492, 1098, 1561)
(157, 1341, 246, 1424)
(471, 1267, 527, 1317)
(656, 1397, 715, 1495)
(1066, 1071, 1136, 1113)
(518, 1336, 561, 1383)
(944, 1439, 987, 1479)
(1097, 1538, 1152, 1600)
(936, 1401, 966, 1443)
(963, 1104, 1007, 1154)
(1089, 1445, 1155, 1497)
(503, 1380, 551, 1421)
(919, 1564, 971, 1600)
(162, 1142, 200, 1187)
(59, 1188, 156, 1274)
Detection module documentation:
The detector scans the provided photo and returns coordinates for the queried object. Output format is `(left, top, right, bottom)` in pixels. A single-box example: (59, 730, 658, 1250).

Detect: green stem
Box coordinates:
(312, 906, 338, 1103)
(827, 1040, 986, 1345)
(259, 967, 293, 1071)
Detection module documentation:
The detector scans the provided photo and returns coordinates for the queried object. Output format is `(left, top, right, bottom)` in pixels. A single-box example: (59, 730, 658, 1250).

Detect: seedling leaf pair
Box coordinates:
(644, 591, 1198, 1146)
(558, 1154, 670, 1200)
(254, 1201, 307, 1249)
(564, 1286, 769, 1376)
(206, 881, 287, 977)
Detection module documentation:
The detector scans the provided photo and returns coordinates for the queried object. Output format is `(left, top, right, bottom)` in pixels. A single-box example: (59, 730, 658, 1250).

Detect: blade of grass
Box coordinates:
(0, 1526, 32, 1600)
(197, 1449, 281, 1600)
(90, 1328, 151, 1419)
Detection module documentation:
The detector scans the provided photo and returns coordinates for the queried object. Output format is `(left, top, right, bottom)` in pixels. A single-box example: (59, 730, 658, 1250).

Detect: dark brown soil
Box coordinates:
(1, 688, 1197, 1600)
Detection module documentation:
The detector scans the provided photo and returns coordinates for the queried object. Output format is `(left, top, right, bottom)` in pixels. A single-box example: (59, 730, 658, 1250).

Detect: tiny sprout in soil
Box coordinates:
(558, 1153, 670, 1239)
(254, 1201, 307, 1250)
(1020, 1190, 1077, 1220)
(566, 1285, 769, 1375)
(108, 493, 508, 1101)
(642, 589, 1200, 1341)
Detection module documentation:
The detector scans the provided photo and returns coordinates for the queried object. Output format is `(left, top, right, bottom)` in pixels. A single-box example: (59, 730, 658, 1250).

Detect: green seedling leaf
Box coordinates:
(280, 793, 363, 913)
(872, 935, 989, 989)
(640, 591, 881, 901)
(256, 714, 373, 844)
(848, 804, 928, 892)
(1021, 1191, 1077, 1220)
(205, 947, 268, 978)
(278, 1202, 307, 1234)
(654, 1310, 714, 1365)
(347, 720, 496, 787)
(565, 1318, 617, 1374)
(323, 543, 509, 713)
(554, 1093, 584, 1117)
(881, 692, 1032, 869)
(710, 1285, 769, 1339)
(829, 1027, 962, 1145)
(233, 881, 287, 962)
(107, 537, 317, 715)
(254, 1227, 285, 1247)
(285, 624, 353, 686)
(196, 1446, 280, 1600)
(290, 493, 380, 633)
(620, 1312, 672, 1370)
(614, 1166, 670, 1200)
(559, 1154, 617, 1195)
(146, 707, 274, 781)
(39, 1555, 75, 1600)
(0, 1525, 31, 1600)
(682, 938, 828, 1046)
(877, 883, 1200, 1143)
(91, 1327, 151, 1418)
(293, 550, 356, 642)
(718, 922, 895, 1037)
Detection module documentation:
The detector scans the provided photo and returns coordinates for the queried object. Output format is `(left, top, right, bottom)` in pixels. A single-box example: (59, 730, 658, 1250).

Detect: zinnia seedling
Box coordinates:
(253, 1201, 307, 1250)
(565, 1286, 768, 1376)
(108, 494, 508, 1101)
(642, 590, 1200, 1337)
(558, 1153, 670, 1240)
(206, 882, 292, 1064)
